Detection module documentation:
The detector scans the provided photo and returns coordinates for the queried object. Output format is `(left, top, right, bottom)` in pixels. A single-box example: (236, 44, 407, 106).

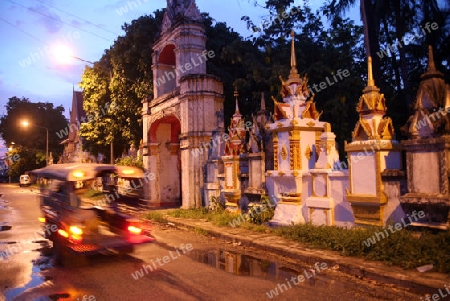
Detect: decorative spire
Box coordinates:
(367, 56, 375, 87)
(290, 31, 298, 75)
(351, 55, 392, 141)
(288, 31, 300, 81)
(362, 56, 380, 94)
(427, 45, 436, 72)
(421, 45, 443, 79)
(260, 92, 266, 111)
(161, 0, 202, 33)
(234, 87, 241, 115)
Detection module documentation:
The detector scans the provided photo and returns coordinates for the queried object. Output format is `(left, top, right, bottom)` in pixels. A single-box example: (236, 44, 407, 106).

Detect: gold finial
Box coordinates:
(420, 45, 443, 79)
(234, 88, 240, 113)
(427, 45, 436, 72)
(290, 30, 298, 76)
(367, 56, 375, 87)
(260, 92, 266, 111)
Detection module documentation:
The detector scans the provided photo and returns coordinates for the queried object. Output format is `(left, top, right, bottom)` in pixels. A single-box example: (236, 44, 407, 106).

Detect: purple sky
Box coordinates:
(0, 0, 360, 156)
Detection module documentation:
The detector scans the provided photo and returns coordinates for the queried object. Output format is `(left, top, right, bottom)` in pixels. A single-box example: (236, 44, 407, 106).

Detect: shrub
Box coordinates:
(209, 196, 225, 213)
(145, 211, 168, 224)
(245, 195, 275, 224)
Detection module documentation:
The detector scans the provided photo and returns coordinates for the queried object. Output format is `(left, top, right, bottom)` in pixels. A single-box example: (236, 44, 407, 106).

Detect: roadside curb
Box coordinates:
(163, 216, 450, 296)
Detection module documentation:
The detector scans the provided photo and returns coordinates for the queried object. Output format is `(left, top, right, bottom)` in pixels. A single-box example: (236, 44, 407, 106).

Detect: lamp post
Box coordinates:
(22, 121, 49, 166)
(7, 142, 15, 183)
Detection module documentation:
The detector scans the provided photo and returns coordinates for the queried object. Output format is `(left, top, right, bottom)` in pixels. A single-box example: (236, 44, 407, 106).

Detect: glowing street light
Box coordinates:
(21, 121, 49, 166)
(51, 44, 94, 65)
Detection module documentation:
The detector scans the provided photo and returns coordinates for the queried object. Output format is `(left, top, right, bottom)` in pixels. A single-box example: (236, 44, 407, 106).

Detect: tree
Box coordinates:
(79, 12, 164, 159)
(322, 0, 450, 138)
(0, 96, 67, 174)
(240, 1, 366, 157)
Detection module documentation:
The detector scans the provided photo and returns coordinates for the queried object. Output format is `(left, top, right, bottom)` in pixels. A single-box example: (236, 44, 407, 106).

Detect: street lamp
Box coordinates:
(6, 142, 15, 183)
(21, 121, 49, 166)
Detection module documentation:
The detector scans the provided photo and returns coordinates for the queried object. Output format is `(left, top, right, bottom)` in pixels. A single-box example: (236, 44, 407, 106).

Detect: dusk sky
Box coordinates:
(0, 0, 360, 156)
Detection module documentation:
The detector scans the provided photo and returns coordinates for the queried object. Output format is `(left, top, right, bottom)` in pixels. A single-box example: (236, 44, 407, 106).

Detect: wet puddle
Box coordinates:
(3, 241, 54, 300)
(0, 241, 17, 245)
(188, 249, 335, 288)
(0, 225, 12, 231)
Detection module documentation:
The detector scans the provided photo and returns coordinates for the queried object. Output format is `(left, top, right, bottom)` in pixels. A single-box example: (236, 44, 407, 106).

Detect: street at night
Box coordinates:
(0, 184, 420, 301)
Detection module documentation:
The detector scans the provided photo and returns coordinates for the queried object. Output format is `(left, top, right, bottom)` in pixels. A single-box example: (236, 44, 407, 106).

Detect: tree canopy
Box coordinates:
(79, 0, 450, 160)
(79, 12, 164, 159)
(0, 96, 67, 176)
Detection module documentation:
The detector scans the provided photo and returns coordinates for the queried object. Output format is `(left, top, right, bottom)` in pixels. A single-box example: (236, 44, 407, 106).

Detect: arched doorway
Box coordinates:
(154, 44, 176, 97)
(148, 115, 181, 207)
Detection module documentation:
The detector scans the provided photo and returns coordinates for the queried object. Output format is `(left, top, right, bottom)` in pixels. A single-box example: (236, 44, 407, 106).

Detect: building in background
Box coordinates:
(59, 89, 97, 163)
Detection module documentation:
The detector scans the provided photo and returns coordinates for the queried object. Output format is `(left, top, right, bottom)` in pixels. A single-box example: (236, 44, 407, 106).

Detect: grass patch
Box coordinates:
(193, 227, 209, 236)
(145, 211, 168, 224)
(274, 224, 450, 273)
(166, 209, 241, 227)
(167, 208, 208, 219)
(158, 208, 450, 273)
(240, 223, 271, 233)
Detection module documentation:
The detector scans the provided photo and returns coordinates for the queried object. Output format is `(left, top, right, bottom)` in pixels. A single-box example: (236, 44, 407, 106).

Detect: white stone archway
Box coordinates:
(142, 0, 224, 208)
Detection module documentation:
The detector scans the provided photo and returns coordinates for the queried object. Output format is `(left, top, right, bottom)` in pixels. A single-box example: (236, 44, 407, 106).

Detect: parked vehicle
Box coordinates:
(19, 174, 31, 187)
(32, 163, 153, 266)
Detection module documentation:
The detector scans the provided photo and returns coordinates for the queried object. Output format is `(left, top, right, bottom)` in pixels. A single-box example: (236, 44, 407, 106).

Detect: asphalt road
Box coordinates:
(0, 184, 420, 301)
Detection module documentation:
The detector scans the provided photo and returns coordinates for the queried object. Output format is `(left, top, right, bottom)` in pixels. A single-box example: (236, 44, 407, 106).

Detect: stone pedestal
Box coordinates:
(345, 140, 402, 226)
(244, 152, 266, 204)
(305, 170, 335, 226)
(222, 155, 241, 209)
(269, 203, 304, 226)
(400, 136, 450, 229)
(203, 159, 222, 207)
(266, 171, 304, 226)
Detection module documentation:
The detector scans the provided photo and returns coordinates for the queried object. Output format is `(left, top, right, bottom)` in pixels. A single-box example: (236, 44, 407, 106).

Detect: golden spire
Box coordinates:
(421, 45, 443, 79)
(367, 56, 375, 87)
(290, 30, 298, 75)
(234, 87, 240, 114)
(362, 56, 380, 94)
(358, 55, 386, 115)
(427, 45, 436, 72)
(287, 30, 300, 83)
(260, 92, 266, 111)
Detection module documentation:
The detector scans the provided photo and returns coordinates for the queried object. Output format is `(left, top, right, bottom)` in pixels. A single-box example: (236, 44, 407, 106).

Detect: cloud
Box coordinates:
(71, 19, 82, 27)
(45, 63, 85, 84)
(28, 4, 63, 33)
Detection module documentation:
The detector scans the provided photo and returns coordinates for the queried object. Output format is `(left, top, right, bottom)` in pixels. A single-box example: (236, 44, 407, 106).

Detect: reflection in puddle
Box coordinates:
(4, 263, 46, 300)
(0, 225, 12, 231)
(48, 293, 71, 300)
(4, 241, 54, 301)
(188, 249, 334, 288)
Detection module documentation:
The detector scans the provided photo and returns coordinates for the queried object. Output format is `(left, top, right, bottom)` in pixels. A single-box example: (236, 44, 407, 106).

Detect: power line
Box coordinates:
(6, 0, 112, 42)
(0, 17, 46, 44)
(34, 0, 120, 37)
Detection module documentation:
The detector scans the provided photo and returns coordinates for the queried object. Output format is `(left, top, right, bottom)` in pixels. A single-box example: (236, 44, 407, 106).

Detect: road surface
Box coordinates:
(0, 184, 420, 300)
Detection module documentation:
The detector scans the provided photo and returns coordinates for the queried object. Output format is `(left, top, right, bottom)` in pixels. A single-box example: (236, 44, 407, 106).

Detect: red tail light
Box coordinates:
(58, 229, 69, 238)
(58, 226, 83, 243)
(128, 225, 142, 234)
